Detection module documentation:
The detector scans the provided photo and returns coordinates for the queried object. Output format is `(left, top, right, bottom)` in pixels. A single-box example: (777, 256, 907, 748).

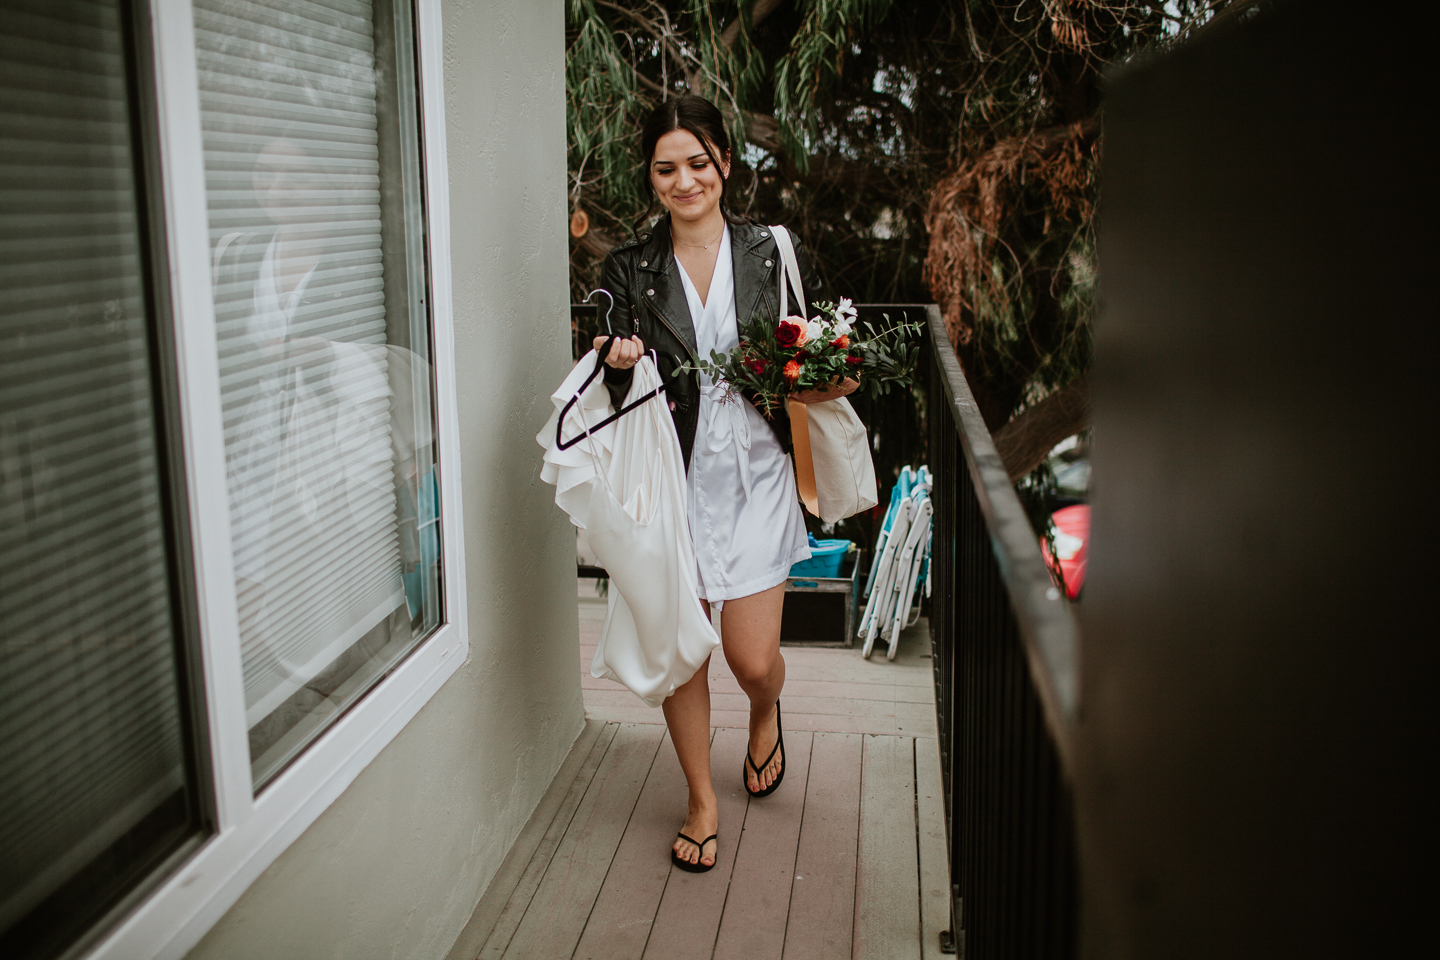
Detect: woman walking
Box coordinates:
(594, 95, 857, 871)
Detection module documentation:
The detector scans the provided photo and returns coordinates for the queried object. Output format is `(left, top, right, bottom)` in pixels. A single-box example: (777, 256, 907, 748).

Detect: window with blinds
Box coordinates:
(192, 0, 442, 787)
(0, 2, 208, 958)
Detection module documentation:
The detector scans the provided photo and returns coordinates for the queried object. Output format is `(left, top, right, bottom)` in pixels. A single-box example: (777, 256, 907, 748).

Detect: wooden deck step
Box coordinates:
(451, 589, 951, 960)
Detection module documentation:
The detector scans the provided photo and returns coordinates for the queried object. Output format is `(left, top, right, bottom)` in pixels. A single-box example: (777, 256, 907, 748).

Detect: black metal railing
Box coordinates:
(925, 304, 1079, 958)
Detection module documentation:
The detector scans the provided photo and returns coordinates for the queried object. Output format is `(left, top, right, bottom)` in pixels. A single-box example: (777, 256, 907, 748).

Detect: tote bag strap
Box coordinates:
(772, 224, 806, 319)
(770, 224, 820, 517)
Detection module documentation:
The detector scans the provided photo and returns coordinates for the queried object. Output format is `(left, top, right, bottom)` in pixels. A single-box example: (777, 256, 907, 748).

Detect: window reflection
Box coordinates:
(194, 0, 440, 787)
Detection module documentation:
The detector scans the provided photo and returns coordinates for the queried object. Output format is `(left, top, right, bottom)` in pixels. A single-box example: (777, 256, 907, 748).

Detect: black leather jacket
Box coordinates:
(598, 215, 826, 469)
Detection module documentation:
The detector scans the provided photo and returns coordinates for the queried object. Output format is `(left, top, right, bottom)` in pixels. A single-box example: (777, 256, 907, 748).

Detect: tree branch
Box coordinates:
(721, 0, 787, 50)
(723, 107, 781, 152)
(993, 377, 1091, 481)
(596, 0, 699, 91)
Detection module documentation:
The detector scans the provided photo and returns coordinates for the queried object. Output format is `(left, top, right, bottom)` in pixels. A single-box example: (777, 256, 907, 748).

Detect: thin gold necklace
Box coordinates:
(674, 223, 725, 251)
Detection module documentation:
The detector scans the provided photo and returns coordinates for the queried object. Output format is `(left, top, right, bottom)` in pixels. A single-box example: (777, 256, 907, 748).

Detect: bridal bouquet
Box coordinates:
(678, 298, 922, 418)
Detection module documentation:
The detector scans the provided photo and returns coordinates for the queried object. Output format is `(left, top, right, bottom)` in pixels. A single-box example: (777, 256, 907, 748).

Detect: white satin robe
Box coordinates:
(676, 226, 810, 604)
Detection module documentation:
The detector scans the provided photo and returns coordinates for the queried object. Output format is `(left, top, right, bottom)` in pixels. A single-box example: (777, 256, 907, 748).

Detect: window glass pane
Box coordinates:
(193, 0, 442, 788)
(0, 2, 207, 957)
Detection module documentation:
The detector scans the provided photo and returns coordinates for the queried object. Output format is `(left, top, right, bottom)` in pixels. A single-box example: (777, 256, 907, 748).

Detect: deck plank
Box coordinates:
(712, 730, 815, 960)
(707, 676, 933, 704)
(782, 732, 862, 960)
(644, 728, 753, 960)
(573, 731, 695, 960)
(582, 674, 935, 705)
(581, 695, 936, 738)
(853, 736, 921, 960)
(915, 738, 952, 960)
(478, 722, 618, 960)
(593, 689, 935, 723)
(583, 689, 937, 725)
(499, 723, 664, 960)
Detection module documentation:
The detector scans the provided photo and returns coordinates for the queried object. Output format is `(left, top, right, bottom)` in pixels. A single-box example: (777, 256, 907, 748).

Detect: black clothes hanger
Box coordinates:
(555, 332, 667, 452)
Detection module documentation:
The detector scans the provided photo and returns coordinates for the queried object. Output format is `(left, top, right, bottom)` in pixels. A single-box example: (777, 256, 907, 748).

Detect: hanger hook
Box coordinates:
(582, 288, 616, 338)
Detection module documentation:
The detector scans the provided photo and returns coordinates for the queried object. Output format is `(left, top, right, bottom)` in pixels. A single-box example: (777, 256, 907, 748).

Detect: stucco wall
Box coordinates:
(186, 2, 582, 957)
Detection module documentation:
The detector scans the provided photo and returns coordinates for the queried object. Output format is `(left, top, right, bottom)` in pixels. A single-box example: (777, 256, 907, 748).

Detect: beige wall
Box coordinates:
(187, 2, 582, 957)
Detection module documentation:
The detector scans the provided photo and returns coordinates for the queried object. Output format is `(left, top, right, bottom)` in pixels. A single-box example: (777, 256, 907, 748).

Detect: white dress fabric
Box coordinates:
(538, 353, 720, 706)
(678, 226, 810, 604)
(227, 236, 317, 583)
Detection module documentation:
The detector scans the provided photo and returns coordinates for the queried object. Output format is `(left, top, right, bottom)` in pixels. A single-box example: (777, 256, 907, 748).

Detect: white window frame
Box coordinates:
(86, 1, 466, 957)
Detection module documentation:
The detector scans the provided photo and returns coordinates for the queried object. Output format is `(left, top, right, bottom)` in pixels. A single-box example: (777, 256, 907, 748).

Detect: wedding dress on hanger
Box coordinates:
(538, 350, 719, 706)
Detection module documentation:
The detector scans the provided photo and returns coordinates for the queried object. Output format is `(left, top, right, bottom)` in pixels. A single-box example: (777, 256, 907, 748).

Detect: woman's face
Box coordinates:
(253, 138, 323, 226)
(649, 128, 729, 224)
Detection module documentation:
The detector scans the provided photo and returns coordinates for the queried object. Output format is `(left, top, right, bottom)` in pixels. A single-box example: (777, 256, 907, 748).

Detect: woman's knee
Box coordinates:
(727, 649, 778, 688)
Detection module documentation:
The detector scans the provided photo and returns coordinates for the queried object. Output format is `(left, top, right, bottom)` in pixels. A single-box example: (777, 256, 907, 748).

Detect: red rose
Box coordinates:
(744, 358, 768, 375)
(782, 360, 803, 382)
(775, 319, 806, 348)
(831, 334, 850, 349)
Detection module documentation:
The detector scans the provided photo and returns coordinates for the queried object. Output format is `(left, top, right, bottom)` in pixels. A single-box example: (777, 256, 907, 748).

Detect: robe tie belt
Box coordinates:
(700, 380, 752, 501)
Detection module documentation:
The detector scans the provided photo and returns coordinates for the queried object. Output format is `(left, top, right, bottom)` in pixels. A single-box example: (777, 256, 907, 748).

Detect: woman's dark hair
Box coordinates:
(638, 94, 747, 229)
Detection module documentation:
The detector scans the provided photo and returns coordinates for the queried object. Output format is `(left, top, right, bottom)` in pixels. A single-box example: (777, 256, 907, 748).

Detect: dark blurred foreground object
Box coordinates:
(1080, 2, 1434, 957)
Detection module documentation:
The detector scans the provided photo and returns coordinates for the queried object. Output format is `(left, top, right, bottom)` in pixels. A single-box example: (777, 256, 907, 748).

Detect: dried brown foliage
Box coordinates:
(923, 120, 1098, 349)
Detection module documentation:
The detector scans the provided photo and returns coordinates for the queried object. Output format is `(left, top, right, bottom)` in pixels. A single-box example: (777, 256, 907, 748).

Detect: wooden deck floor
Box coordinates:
(448, 585, 951, 960)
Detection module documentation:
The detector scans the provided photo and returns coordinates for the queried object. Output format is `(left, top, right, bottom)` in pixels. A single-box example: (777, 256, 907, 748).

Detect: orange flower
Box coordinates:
(831, 334, 850, 349)
(782, 360, 803, 382)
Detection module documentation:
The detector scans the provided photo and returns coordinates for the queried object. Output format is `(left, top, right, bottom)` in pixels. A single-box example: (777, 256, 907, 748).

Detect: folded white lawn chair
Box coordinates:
(862, 466, 912, 601)
(860, 472, 933, 660)
(881, 495, 933, 659)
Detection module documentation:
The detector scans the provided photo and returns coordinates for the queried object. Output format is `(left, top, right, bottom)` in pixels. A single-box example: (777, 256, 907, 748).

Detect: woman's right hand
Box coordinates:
(595, 334, 645, 370)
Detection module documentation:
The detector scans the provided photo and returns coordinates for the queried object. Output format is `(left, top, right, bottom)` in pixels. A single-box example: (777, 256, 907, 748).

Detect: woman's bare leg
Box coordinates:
(664, 608, 717, 867)
(719, 582, 787, 793)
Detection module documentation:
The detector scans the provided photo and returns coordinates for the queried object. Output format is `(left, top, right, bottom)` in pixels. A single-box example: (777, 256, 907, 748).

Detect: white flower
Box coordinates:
(834, 297, 858, 324)
(833, 318, 853, 337)
(806, 318, 829, 343)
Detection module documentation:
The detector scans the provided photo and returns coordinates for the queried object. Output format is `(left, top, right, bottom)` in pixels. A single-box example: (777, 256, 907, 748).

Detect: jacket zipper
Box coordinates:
(640, 286, 696, 361)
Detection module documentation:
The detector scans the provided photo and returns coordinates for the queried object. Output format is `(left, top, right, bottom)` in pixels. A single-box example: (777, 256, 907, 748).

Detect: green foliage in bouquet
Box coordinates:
(677, 298, 921, 419)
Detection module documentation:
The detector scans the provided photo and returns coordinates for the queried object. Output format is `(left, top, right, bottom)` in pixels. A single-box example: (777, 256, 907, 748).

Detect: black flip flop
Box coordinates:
(743, 700, 786, 798)
(671, 832, 718, 873)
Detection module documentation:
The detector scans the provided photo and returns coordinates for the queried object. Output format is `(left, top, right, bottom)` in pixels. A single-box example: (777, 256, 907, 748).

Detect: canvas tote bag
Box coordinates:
(772, 225, 880, 524)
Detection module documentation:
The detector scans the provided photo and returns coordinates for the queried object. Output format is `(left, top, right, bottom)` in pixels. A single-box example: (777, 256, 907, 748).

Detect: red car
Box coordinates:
(1040, 503, 1089, 600)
